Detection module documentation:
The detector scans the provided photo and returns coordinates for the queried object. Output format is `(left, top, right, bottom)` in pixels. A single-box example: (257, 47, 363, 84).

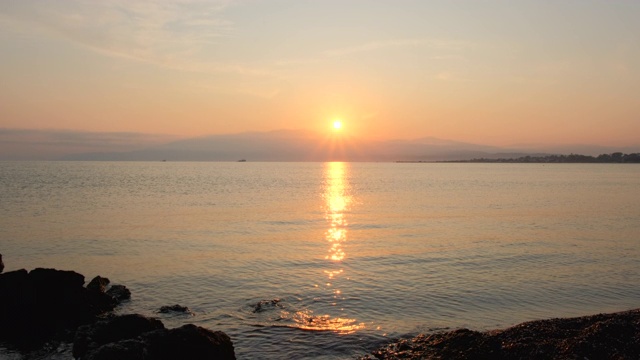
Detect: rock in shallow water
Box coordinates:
(106, 284, 131, 301)
(73, 314, 236, 360)
(73, 314, 165, 358)
(0, 265, 236, 360)
(252, 299, 282, 313)
(158, 304, 192, 314)
(87, 276, 110, 293)
(360, 309, 640, 360)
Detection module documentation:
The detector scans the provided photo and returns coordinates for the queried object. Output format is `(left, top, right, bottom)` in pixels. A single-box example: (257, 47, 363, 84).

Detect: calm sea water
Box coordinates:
(1, 161, 639, 359)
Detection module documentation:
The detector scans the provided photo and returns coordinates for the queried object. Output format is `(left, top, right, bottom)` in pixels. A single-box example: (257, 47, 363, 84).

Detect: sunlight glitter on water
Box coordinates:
(292, 310, 365, 334)
(324, 162, 351, 263)
(2, 162, 640, 359)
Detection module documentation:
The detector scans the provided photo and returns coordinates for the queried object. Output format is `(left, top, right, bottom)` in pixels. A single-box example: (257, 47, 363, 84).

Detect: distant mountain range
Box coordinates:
(56, 130, 542, 162)
(1, 128, 638, 161)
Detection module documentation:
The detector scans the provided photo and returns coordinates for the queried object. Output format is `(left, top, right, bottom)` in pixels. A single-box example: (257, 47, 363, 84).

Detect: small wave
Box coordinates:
(290, 309, 364, 333)
(252, 298, 283, 313)
(244, 297, 364, 334)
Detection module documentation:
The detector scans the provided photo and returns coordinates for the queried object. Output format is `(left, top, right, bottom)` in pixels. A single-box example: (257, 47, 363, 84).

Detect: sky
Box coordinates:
(1, 0, 639, 148)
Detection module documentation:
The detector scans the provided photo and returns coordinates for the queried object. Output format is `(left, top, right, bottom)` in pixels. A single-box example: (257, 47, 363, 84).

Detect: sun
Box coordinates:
(332, 120, 343, 130)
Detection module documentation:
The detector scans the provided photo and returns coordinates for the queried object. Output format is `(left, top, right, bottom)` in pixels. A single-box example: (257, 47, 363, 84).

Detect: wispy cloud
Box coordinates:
(323, 38, 471, 57)
(434, 71, 476, 83)
(275, 38, 471, 68)
(0, 0, 271, 76)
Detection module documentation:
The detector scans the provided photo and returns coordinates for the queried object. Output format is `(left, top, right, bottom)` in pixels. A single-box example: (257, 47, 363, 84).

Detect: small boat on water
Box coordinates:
(237, 159, 246, 162)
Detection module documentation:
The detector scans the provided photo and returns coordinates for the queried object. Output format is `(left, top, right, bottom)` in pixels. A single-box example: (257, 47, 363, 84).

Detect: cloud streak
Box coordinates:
(274, 38, 471, 68)
(322, 38, 470, 57)
(0, 0, 272, 76)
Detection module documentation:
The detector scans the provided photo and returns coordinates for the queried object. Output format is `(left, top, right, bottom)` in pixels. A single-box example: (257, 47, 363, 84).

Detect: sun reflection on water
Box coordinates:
(324, 162, 350, 263)
(291, 309, 363, 333)
(298, 161, 363, 333)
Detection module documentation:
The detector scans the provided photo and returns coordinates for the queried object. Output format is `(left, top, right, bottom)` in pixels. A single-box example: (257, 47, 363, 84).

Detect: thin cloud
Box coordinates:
(0, 0, 272, 76)
(435, 71, 473, 82)
(274, 38, 471, 68)
(323, 38, 472, 57)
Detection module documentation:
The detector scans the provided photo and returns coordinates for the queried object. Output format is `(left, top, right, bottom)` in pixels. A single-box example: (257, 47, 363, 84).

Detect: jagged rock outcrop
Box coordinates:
(0, 268, 129, 347)
(0, 264, 236, 359)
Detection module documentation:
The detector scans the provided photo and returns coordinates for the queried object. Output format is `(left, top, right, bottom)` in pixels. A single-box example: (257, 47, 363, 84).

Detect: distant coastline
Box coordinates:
(435, 152, 640, 163)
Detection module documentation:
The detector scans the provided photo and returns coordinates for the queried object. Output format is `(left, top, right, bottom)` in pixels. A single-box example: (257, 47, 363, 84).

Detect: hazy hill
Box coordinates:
(3, 128, 638, 161)
(0, 128, 177, 161)
(59, 129, 524, 162)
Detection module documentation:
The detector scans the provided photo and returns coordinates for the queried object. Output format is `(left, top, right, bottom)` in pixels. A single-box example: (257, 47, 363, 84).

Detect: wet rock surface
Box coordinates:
(73, 314, 165, 358)
(87, 276, 110, 293)
(74, 315, 236, 360)
(253, 299, 282, 313)
(106, 284, 131, 301)
(158, 304, 193, 314)
(360, 309, 640, 360)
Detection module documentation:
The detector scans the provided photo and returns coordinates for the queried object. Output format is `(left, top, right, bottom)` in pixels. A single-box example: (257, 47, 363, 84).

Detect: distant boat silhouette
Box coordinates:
(237, 159, 246, 162)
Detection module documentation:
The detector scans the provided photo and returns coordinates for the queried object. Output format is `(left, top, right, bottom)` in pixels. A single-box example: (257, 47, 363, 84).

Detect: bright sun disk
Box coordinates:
(333, 120, 342, 130)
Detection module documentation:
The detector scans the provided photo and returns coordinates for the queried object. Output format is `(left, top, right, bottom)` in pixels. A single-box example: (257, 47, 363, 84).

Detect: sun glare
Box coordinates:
(333, 120, 343, 130)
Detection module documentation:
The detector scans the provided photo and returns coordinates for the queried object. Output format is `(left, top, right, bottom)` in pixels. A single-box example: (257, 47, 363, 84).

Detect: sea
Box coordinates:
(1, 161, 639, 359)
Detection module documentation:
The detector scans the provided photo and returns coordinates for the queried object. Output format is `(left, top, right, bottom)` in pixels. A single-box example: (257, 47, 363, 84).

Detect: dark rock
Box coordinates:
(74, 314, 236, 360)
(0, 253, 4, 273)
(83, 339, 146, 360)
(0, 268, 125, 348)
(0, 266, 236, 359)
(87, 276, 110, 293)
(253, 298, 282, 313)
(360, 309, 640, 360)
(29, 267, 86, 290)
(159, 304, 192, 314)
(73, 314, 165, 359)
(0, 269, 30, 340)
(144, 324, 236, 360)
(106, 284, 131, 302)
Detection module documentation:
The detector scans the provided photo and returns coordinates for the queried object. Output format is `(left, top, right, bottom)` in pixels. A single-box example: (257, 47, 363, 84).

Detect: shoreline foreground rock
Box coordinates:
(2, 264, 637, 359)
(360, 308, 640, 359)
(0, 266, 236, 359)
(73, 314, 235, 360)
(0, 268, 121, 347)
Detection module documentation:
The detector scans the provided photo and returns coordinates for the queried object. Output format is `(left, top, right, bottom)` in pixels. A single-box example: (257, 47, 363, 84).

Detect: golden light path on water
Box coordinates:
(325, 162, 348, 263)
(292, 162, 364, 333)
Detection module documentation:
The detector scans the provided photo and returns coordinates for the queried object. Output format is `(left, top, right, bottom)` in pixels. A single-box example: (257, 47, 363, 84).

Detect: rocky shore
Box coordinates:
(2, 259, 638, 359)
(0, 264, 235, 359)
(360, 309, 640, 359)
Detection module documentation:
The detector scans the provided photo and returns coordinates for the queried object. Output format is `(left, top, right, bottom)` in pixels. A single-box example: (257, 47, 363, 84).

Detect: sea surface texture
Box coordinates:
(1, 162, 639, 359)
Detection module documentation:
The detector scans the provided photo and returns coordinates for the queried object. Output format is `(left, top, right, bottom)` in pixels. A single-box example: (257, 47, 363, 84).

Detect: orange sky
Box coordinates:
(1, 1, 639, 147)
